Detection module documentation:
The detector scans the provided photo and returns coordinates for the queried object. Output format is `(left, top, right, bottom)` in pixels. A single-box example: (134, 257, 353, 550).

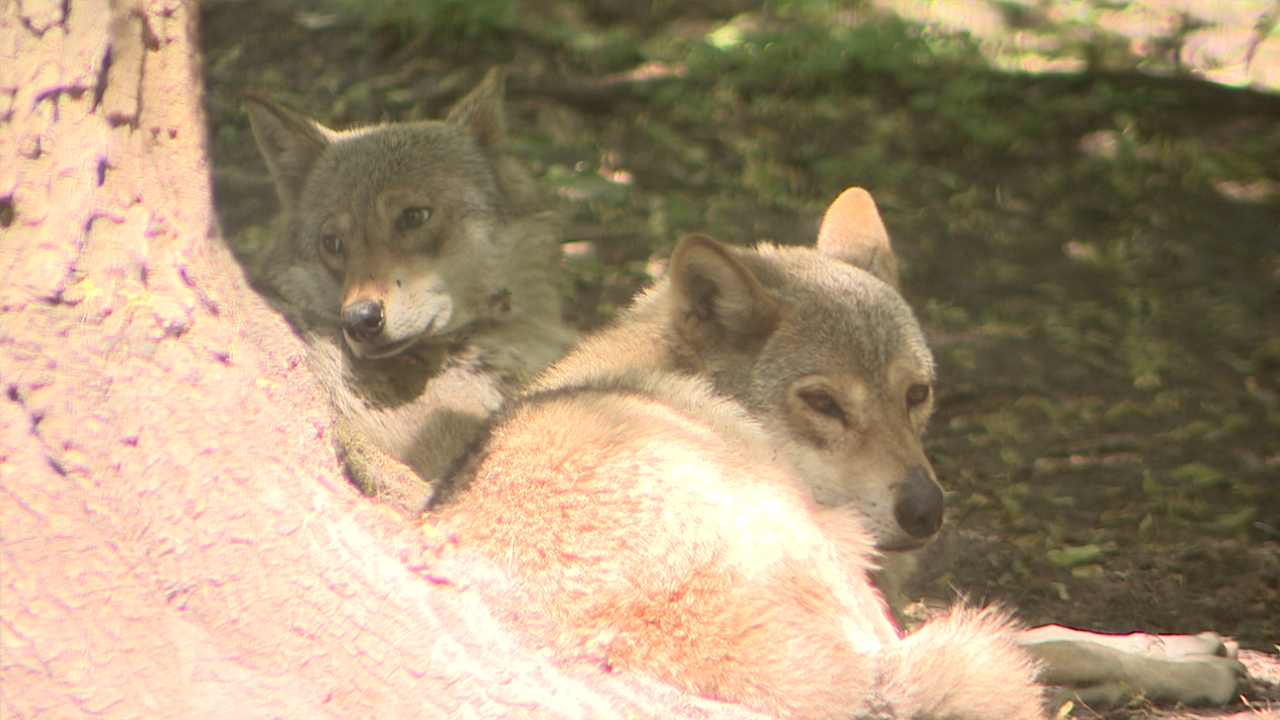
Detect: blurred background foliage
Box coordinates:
(204, 0, 1279, 658)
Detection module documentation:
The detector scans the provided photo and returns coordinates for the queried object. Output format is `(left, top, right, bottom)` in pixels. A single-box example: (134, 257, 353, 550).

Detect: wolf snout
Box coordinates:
(342, 299, 386, 343)
(894, 465, 944, 539)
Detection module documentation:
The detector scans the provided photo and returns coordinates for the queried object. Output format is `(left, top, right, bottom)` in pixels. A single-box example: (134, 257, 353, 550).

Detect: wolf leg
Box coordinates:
(334, 415, 433, 515)
(1020, 626, 1248, 708)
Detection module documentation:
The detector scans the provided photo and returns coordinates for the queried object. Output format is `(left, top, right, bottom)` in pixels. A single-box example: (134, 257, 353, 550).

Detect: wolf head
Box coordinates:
(245, 68, 533, 359)
(663, 189, 944, 552)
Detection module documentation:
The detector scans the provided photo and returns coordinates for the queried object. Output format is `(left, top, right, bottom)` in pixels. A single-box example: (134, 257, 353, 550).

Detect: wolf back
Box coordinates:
(427, 189, 1044, 720)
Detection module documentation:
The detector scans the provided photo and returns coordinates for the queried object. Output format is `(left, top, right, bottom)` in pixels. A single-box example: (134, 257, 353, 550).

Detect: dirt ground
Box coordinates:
(200, 2, 1279, 716)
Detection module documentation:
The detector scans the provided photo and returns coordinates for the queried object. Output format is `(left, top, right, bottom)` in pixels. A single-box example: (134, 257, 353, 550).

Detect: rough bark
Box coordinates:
(0, 2, 765, 718)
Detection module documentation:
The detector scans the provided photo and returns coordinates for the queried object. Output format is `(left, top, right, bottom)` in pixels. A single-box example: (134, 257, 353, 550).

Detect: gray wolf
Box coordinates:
(427, 188, 1044, 720)
(244, 69, 573, 511)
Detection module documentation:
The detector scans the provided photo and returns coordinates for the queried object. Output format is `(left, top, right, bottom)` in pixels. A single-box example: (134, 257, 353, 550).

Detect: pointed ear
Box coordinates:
(445, 67, 508, 151)
(668, 235, 785, 352)
(816, 187, 899, 288)
(244, 96, 332, 210)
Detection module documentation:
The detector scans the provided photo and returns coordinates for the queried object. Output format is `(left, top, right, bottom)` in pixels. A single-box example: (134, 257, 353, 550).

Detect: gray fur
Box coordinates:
(244, 69, 573, 511)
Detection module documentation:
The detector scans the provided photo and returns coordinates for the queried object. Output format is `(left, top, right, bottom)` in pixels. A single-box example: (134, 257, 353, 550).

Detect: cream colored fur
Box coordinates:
(428, 188, 1045, 719)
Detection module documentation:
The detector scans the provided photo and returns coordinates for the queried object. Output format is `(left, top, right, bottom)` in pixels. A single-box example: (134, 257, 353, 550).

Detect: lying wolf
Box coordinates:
(244, 69, 572, 511)
(427, 188, 1045, 719)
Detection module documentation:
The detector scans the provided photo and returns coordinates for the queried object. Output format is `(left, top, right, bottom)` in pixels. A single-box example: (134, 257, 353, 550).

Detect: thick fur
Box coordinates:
(428, 189, 1044, 719)
(450, 187, 948, 554)
(244, 69, 573, 510)
(807, 191, 1249, 709)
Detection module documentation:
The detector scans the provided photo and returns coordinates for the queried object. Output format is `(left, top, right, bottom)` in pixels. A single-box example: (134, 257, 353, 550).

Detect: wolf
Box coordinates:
(426, 188, 1045, 720)
(243, 69, 573, 511)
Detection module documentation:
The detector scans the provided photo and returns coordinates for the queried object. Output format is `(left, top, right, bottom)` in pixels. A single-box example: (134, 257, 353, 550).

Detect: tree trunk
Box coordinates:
(0, 2, 763, 718)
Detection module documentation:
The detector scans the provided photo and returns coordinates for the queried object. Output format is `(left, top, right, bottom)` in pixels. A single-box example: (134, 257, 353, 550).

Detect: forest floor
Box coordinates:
(201, 2, 1280, 717)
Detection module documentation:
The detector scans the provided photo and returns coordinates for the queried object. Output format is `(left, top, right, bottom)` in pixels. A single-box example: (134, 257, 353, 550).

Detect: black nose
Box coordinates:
(894, 464, 944, 539)
(342, 299, 385, 343)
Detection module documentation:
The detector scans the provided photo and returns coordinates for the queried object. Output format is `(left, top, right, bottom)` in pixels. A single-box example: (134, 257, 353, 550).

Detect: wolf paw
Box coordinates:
(1020, 626, 1250, 708)
(334, 416, 433, 515)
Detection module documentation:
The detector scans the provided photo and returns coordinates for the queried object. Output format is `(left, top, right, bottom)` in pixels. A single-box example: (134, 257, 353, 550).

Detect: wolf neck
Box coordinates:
(487, 215, 563, 325)
(531, 283, 681, 394)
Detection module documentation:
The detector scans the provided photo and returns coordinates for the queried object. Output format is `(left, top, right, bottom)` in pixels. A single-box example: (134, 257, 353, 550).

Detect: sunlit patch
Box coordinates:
(1211, 178, 1280, 203)
(878, 0, 1280, 92)
(1062, 240, 1100, 264)
(1079, 130, 1119, 160)
(645, 255, 668, 280)
(604, 61, 687, 83)
(562, 241, 595, 259)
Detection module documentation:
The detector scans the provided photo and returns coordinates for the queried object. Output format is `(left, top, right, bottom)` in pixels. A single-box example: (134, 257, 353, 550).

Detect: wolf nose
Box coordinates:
(342, 299, 385, 343)
(894, 465, 944, 539)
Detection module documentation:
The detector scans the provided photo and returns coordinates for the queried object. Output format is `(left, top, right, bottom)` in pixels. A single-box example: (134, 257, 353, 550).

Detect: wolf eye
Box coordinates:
(320, 234, 343, 256)
(397, 207, 431, 230)
(906, 384, 931, 408)
(799, 388, 846, 424)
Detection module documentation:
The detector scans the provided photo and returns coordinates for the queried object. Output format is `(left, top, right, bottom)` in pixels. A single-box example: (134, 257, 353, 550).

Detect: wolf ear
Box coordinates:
(816, 187, 899, 288)
(445, 67, 508, 151)
(244, 96, 333, 211)
(668, 235, 785, 352)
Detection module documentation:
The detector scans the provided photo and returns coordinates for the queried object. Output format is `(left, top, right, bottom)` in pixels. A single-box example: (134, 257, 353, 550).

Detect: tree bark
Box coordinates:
(0, 2, 764, 718)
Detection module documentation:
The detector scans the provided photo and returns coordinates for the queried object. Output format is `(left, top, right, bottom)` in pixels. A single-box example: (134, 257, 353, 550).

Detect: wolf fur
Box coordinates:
(806, 192, 1248, 710)
(427, 188, 1044, 720)
(244, 69, 572, 511)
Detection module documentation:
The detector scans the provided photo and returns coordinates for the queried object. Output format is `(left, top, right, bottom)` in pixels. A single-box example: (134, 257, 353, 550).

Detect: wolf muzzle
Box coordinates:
(894, 464, 944, 539)
(342, 299, 385, 343)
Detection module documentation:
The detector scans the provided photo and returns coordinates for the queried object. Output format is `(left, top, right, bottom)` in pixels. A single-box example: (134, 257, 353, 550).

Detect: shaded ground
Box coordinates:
(200, 1, 1279, 716)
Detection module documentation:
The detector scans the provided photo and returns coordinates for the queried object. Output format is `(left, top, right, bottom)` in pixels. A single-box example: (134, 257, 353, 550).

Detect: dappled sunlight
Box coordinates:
(877, 0, 1280, 90)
